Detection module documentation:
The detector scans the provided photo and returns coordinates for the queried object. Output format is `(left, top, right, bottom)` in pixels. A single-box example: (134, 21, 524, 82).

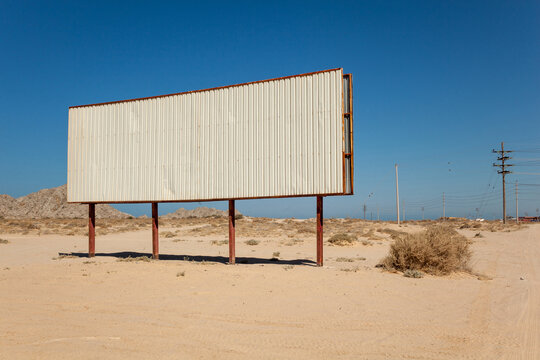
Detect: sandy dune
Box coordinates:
(0, 221, 538, 359)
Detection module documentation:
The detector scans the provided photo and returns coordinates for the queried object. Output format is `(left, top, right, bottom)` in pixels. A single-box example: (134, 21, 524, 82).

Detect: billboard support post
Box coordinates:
(88, 203, 95, 257)
(229, 200, 236, 264)
(152, 202, 159, 259)
(317, 196, 323, 266)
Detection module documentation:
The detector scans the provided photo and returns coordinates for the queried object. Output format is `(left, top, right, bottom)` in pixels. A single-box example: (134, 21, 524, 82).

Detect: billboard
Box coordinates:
(67, 68, 353, 203)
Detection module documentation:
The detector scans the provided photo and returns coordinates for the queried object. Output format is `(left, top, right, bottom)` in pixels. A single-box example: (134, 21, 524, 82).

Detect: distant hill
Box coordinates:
(162, 206, 242, 219)
(0, 185, 131, 219)
(0, 185, 244, 220)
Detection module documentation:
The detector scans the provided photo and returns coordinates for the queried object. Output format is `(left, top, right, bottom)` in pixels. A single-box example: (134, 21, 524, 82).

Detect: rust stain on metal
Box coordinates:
(347, 73, 354, 194)
(69, 68, 342, 109)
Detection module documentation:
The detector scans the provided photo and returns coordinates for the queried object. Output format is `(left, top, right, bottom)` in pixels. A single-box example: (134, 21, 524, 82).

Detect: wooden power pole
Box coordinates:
(442, 192, 445, 220)
(395, 164, 400, 225)
(493, 142, 512, 224)
(515, 181, 519, 224)
(363, 204, 366, 220)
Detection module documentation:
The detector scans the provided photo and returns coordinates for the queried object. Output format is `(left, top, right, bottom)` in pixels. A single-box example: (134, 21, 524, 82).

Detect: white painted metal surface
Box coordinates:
(67, 69, 347, 203)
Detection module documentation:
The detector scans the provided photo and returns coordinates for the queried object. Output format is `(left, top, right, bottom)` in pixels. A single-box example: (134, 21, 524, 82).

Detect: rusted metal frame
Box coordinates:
(341, 70, 346, 193)
(88, 203, 95, 257)
(316, 196, 324, 266)
(228, 200, 236, 264)
(70, 68, 343, 109)
(347, 73, 354, 194)
(152, 202, 159, 259)
(71, 191, 351, 205)
(342, 73, 353, 195)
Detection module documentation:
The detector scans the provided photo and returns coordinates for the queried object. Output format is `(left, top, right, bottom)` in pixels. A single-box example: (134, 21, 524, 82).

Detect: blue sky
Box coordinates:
(1, 1, 539, 219)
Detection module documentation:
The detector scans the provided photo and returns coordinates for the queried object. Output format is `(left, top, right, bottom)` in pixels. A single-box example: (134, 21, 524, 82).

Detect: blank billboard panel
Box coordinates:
(67, 68, 353, 203)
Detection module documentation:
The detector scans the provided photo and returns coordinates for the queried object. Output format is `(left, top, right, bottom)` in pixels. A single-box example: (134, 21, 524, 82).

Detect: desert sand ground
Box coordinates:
(0, 218, 538, 359)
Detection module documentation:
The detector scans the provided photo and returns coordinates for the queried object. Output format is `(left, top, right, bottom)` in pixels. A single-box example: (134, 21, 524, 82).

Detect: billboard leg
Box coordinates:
(229, 200, 236, 264)
(152, 202, 159, 259)
(316, 196, 323, 266)
(89, 203, 95, 258)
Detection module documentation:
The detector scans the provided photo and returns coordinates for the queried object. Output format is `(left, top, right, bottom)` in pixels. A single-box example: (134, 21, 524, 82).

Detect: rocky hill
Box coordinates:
(162, 206, 242, 219)
(0, 185, 131, 219)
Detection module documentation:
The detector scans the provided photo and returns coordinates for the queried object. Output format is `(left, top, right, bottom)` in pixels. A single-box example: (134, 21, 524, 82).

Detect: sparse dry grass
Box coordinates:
(0, 218, 152, 236)
(376, 228, 408, 240)
(211, 239, 228, 246)
(0, 217, 523, 242)
(160, 231, 176, 238)
(281, 238, 303, 246)
(443, 218, 524, 233)
(117, 256, 152, 262)
(0, 238, 9, 244)
(362, 229, 383, 241)
(52, 254, 77, 260)
(379, 225, 471, 275)
(245, 239, 260, 246)
(403, 269, 424, 278)
(328, 233, 357, 246)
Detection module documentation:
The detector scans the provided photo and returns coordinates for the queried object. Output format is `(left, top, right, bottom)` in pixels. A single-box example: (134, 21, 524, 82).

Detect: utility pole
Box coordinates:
(370, 212, 373, 221)
(515, 181, 518, 224)
(493, 142, 512, 224)
(377, 207, 380, 221)
(395, 164, 400, 225)
(363, 204, 366, 220)
(442, 192, 445, 220)
(421, 206, 424, 220)
(475, 208, 479, 219)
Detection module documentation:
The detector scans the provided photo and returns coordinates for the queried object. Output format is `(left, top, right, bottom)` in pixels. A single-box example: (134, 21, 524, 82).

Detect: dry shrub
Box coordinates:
(245, 239, 259, 246)
(363, 229, 383, 241)
(403, 269, 424, 278)
(328, 233, 357, 246)
(160, 231, 176, 238)
(211, 239, 228, 246)
(377, 228, 408, 240)
(281, 238, 303, 246)
(117, 256, 152, 262)
(296, 225, 316, 234)
(459, 222, 481, 229)
(379, 225, 471, 275)
(0, 238, 9, 244)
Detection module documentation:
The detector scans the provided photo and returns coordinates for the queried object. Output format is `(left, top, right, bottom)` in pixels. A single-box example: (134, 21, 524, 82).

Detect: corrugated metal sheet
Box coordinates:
(67, 68, 348, 203)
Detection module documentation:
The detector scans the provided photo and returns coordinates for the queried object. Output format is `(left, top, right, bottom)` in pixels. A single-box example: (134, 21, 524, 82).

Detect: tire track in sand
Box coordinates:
(510, 229, 539, 360)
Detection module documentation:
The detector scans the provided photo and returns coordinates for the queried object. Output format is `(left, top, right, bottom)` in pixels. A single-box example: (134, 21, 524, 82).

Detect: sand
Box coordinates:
(0, 221, 538, 359)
